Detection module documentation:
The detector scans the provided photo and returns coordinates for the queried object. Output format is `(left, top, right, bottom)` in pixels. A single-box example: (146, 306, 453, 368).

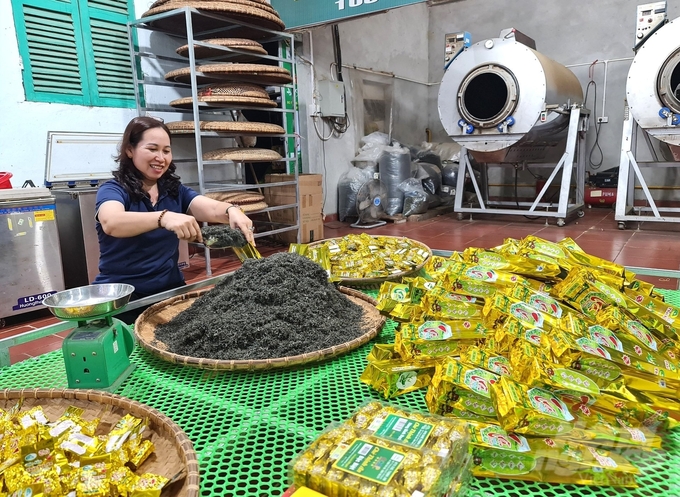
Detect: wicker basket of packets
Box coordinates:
(305, 235, 432, 288)
(0, 388, 199, 496)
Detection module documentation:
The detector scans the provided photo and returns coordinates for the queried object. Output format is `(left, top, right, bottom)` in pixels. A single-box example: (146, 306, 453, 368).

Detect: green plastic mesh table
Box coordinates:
(1, 289, 680, 497)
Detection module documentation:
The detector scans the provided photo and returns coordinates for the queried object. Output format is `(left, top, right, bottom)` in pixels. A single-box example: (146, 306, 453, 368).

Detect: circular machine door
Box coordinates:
(657, 47, 680, 114)
(458, 64, 519, 129)
(627, 16, 680, 145)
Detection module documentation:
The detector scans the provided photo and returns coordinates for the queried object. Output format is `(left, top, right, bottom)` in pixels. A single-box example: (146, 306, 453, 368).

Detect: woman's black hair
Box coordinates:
(113, 117, 181, 202)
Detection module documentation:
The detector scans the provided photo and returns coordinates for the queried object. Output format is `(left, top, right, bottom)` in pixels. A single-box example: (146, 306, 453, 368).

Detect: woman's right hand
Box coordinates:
(160, 211, 203, 243)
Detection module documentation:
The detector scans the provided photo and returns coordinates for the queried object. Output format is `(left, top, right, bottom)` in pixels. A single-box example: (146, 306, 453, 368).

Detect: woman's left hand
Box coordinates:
(229, 208, 256, 246)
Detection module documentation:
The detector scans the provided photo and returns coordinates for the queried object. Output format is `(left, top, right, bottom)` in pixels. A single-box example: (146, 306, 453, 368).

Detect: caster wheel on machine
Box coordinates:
(557, 218, 565, 227)
(618, 222, 626, 230)
(577, 210, 585, 218)
(457, 213, 464, 221)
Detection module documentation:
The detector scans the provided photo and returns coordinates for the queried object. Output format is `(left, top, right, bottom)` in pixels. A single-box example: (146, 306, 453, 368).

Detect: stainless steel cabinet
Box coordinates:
(0, 189, 65, 319)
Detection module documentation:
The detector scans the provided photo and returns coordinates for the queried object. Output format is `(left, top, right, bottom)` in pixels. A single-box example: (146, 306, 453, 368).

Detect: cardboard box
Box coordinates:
(269, 207, 321, 225)
(266, 192, 323, 216)
(264, 174, 323, 203)
(277, 216, 324, 244)
(264, 174, 324, 244)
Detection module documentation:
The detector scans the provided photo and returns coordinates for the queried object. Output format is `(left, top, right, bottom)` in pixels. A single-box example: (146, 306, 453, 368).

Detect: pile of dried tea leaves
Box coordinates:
(155, 253, 366, 360)
(201, 225, 248, 248)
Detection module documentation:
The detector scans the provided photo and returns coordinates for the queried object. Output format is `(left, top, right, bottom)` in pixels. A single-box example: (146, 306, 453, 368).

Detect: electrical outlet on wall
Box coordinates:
(597, 117, 609, 124)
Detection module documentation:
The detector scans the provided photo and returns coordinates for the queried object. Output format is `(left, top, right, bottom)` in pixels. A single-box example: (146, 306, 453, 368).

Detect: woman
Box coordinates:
(94, 116, 255, 304)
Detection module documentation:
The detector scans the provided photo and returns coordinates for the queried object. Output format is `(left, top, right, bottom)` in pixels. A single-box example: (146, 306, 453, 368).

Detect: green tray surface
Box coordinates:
(1, 289, 680, 496)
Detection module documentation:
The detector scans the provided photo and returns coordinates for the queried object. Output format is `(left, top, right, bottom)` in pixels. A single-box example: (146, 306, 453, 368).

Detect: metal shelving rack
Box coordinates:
(127, 7, 300, 275)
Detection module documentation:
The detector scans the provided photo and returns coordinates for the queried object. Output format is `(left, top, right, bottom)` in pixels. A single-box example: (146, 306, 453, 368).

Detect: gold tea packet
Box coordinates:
(463, 248, 561, 279)
(625, 287, 680, 328)
(360, 359, 437, 399)
(232, 243, 262, 262)
(450, 263, 531, 289)
(460, 346, 513, 377)
(128, 439, 155, 471)
(471, 445, 638, 487)
(483, 292, 560, 333)
(426, 358, 500, 422)
(552, 268, 625, 319)
(442, 274, 497, 300)
(131, 473, 169, 496)
(404, 276, 435, 304)
(289, 243, 309, 256)
(366, 343, 399, 363)
(491, 376, 575, 436)
(519, 236, 573, 271)
(395, 320, 487, 361)
(421, 293, 484, 321)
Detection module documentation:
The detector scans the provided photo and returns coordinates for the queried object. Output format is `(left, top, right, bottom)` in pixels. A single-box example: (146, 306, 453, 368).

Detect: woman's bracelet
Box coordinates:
(226, 204, 242, 216)
(157, 209, 169, 228)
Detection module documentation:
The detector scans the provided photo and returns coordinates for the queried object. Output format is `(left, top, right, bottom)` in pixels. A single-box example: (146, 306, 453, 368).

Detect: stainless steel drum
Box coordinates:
(438, 29, 584, 163)
(626, 16, 680, 146)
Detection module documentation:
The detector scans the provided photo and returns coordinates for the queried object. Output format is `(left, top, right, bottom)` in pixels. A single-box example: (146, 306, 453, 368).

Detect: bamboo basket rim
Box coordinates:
(134, 287, 385, 371)
(176, 38, 268, 60)
(0, 388, 200, 496)
(166, 120, 284, 135)
(145, 0, 280, 17)
(307, 236, 433, 286)
(203, 147, 283, 162)
(142, 1, 284, 30)
(165, 64, 293, 86)
(169, 95, 277, 109)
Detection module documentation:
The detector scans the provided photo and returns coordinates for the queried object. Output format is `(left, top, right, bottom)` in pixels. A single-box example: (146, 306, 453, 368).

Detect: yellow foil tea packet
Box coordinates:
(366, 343, 399, 363)
(360, 359, 437, 399)
(396, 320, 487, 361)
(624, 287, 680, 327)
(426, 358, 500, 422)
(471, 445, 638, 487)
(491, 376, 575, 436)
(421, 293, 484, 321)
(463, 248, 561, 279)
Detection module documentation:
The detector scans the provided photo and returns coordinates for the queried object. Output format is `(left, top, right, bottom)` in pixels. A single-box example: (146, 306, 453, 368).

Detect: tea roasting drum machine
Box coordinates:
(438, 29, 588, 226)
(615, 4, 680, 228)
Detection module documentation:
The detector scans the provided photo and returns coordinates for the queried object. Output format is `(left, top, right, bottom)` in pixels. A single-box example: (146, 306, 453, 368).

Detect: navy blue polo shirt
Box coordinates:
(94, 180, 199, 297)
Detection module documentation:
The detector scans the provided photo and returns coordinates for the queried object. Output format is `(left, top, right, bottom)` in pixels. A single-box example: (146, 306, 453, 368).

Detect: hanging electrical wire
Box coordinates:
(312, 115, 333, 141)
(585, 61, 604, 170)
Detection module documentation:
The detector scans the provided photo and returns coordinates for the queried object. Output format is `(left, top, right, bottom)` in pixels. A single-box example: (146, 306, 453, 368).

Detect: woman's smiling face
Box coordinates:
(128, 127, 172, 184)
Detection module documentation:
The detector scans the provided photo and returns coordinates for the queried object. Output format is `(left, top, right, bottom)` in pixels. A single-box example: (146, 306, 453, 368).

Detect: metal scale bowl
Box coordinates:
(42, 284, 136, 392)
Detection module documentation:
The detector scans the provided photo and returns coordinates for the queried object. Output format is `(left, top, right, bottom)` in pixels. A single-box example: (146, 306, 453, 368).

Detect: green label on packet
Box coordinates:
(474, 252, 508, 269)
(373, 414, 434, 449)
(333, 439, 405, 484)
(549, 368, 601, 396)
(478, 449, 537, 475)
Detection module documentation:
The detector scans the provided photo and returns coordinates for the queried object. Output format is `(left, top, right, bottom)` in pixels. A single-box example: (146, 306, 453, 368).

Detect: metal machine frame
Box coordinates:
(453, 105, 588, 226)
(615, 106, 680, 230)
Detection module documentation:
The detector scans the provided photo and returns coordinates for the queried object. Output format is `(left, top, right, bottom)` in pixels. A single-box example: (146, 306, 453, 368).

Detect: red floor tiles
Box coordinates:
(3, 206, 680, 366)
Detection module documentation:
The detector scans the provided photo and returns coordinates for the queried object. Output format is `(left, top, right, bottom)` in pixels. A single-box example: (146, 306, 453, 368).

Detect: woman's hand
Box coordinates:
(187, 195, 256, 245)
(160, 211, 203, 243)
(228, 207, 256, 245)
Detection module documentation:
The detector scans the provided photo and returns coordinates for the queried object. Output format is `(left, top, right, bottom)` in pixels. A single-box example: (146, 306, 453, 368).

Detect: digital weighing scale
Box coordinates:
(42, 283, 136, 392)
